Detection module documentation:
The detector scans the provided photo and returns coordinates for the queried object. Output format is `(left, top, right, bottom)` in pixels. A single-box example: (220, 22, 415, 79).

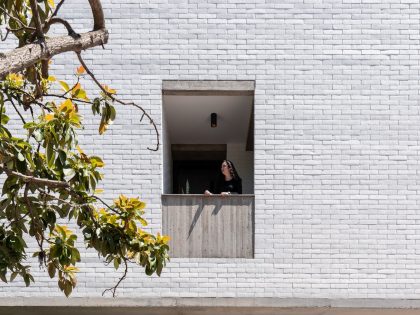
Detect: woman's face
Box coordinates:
(221, 161, 230, 177)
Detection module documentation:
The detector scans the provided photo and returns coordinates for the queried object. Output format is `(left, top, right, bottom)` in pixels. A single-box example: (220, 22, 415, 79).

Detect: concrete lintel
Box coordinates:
(162, 80, 255, 92)
(1, 297, 420, 309)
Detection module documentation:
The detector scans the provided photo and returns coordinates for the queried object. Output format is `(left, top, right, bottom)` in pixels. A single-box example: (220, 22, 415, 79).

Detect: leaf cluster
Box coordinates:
(0, 1, 169, 297)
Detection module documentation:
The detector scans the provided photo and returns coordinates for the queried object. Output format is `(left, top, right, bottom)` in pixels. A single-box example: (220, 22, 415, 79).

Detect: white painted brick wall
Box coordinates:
(1, 0, 420, 299)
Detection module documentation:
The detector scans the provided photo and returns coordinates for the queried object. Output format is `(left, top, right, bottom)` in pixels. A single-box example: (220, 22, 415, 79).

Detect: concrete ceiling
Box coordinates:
(163, 95, 253, 144)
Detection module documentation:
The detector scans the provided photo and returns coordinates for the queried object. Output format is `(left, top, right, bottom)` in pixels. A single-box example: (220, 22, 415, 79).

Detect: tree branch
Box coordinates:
(3, 25, 37, 42)
(0, 29, 10, 42)
(2, 86, 53, 111)
(89, 195, 122, 215)
(102, 258, 128, 297)
(0, 0, 107, 78)
(88, 0, 105, 31)
(43, 93, 92, 105)
(76, 52, 160, 151)
(27, 0, 52, 80)
(0, 5, 30, 30)
(50, 0, 66, 20)
(0, 30, 108, 78)
(8, 98, 27, 125)
(29, 0, 45, 41)
(48, 18, 79, 37)
(0, 165, 70, 189)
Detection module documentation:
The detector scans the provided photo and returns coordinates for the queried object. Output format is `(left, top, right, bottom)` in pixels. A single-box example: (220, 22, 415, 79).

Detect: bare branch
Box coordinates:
(1, 29, 10, 41)
(102, 258, 128, 297)
(48, 18, 79, 37)
(88, 0, 105, 31)
(116, 100, 160, 152)
(76, 52, 160, 151)
(50, 0, 66, 19)
(8, 98, 27, 124)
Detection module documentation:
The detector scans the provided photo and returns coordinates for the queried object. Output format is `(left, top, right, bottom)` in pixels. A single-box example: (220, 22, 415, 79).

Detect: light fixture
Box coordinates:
(211, 113, 217, 128)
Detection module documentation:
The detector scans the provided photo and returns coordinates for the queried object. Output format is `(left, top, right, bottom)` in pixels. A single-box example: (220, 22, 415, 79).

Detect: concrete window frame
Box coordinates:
(161, 80, 255, 258)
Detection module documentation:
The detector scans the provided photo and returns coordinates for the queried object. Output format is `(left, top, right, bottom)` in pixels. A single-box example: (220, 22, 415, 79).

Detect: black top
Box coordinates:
(217, 178, 242, 194)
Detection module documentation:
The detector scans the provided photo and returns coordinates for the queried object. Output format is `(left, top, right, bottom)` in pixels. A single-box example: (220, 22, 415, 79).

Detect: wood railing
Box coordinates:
(162, 194, 254, 258)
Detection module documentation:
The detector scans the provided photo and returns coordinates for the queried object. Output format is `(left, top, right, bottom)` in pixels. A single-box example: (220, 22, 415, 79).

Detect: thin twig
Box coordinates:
(61, 75, 80, 98)
(89, 195, 122, 215)
(1, 29, 10, 41)
(50, 0, 66, 19)
(7, 25, 36, 32)
(0, 5, 29, 29)
(2, 26, 36, 42)
(44, 93, 92, 105)
(48, 18, 79, 37)
(102, 258, 128, 297)
(75, 52, 160, 151)
(116, 100, 160, 151)
(2, 86, 52, 111)
(9, 98, 27, 125)
(28, 2, 74, 46)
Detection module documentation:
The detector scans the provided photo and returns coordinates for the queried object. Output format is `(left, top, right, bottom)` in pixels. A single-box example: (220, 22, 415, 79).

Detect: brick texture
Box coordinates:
(1, 0, 420, 299)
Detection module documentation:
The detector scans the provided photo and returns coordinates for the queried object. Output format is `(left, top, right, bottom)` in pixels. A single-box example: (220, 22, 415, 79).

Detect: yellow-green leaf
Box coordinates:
(59, 81, 70, 92)
(90, 156, 104, 168)
(58, 99, 74, 114)
(102, 85, 117, 95)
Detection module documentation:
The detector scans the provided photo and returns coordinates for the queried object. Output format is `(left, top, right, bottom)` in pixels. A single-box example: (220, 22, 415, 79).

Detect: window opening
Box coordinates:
(162, 81, 254, 195)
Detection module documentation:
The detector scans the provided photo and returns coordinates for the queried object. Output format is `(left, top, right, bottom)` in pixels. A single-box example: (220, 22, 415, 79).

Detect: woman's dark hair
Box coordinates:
(215, 160, 242, 194)
(224, 159, 241, 181)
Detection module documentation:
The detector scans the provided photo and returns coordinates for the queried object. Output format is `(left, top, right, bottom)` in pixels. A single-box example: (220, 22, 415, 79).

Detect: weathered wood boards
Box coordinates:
(162, 195, 254, 258)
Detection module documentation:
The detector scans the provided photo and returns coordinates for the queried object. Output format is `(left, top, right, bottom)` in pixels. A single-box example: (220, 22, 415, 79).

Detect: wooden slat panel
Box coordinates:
(162, 195, 254, 258)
